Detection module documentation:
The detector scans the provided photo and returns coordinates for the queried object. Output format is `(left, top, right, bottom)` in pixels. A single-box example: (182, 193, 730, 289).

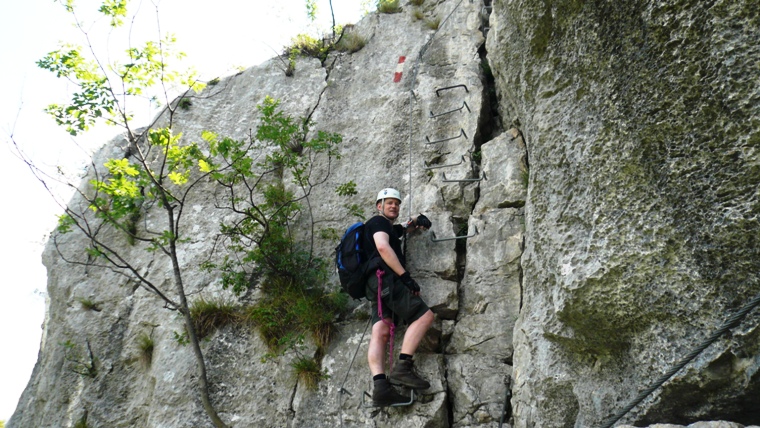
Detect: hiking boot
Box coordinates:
(389, 359, 430, 390)
(372, 378, 411, 407)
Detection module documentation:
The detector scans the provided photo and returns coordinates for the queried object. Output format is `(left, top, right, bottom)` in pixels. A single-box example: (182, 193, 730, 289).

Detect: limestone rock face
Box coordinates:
(11, 1, 522, 427)
(487, 0, 760, 427)
(11, 0, 760, 427)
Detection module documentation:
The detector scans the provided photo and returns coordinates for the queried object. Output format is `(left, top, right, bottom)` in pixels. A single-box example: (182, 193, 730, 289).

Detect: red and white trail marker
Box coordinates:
(393, 56, 406, 83)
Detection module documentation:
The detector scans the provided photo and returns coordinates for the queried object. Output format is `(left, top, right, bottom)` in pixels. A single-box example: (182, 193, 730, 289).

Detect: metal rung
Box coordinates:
(425, 129, 468, 144)
(435, 85, 469, 97)
(362, 388, 415, 407)
(423, 155, 466, 170)
(442, 171, 487, 182)
(430, 101, 471, 118)
(431, 225, 479, 242)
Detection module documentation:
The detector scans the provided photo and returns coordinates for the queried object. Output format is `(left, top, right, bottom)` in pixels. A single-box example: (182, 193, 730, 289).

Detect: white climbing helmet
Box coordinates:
(376, 188, 401, 204)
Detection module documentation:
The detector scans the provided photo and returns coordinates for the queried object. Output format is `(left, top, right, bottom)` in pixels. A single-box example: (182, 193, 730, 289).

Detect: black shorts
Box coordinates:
(365, 268, 430, 325)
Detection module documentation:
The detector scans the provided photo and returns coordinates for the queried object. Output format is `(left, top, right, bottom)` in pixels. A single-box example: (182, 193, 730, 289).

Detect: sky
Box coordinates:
(0, 0, 366, 421)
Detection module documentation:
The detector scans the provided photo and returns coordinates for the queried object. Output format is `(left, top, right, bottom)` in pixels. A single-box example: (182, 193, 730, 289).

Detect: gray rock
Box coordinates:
(446, 354, 512, 428)
(12, 0, 760, 427)
(488, 0, 760, 426)
(10, 1, 505, 427)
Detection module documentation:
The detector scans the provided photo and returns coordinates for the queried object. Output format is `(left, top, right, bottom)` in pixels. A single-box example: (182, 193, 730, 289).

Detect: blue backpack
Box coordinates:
(335, 222, 380, 299)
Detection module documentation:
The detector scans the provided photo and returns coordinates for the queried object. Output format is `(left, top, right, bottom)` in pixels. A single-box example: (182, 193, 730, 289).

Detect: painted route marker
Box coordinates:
(393, 56, 406, 83)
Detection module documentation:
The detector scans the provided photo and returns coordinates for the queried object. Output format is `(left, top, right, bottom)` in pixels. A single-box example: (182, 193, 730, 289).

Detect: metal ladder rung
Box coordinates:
(442, 171, 487, 182)
(423, 155, 467, 170)
(431, 225, 479, 242)
(435, 84, 469, 97)
(429, 101, 471, 118)
(425, 129, 468, 144)
(362, 387, 415, 407)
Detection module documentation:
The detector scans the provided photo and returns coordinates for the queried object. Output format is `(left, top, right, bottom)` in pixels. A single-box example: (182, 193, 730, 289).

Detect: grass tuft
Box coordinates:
(287, 34, 327, 59)
(335, 32, 366, 53)
(377, 0, 401, 14)
(425, 16, 440, 30)
(77, 297, 100, 312)
(190, 297, 241, 339)
(73, 415, 88, 428)
(137, 332, 154, 368)
(410, 0, 424, 5)
(291, 356, 328, 390)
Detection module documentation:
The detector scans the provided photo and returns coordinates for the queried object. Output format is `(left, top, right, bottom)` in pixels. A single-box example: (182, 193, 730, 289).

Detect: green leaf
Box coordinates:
(56, 214, 76, 234)
(336, 181, 357, 197)
(98, 0, 128, 27)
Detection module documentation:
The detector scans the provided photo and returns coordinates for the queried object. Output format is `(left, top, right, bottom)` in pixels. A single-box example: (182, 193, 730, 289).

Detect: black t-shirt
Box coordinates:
(364, 215, 406, 269)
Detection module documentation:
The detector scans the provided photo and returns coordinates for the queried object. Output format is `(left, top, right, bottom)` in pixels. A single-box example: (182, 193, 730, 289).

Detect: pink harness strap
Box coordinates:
(376, 268, 396, 372)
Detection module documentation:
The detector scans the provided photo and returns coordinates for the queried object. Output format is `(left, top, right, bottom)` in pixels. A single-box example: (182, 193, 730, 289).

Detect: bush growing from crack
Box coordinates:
(199, 97, 354, 384)
(62, 339, 97, 378)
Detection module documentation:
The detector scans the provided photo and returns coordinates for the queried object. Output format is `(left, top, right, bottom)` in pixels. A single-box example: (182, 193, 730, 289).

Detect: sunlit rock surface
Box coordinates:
(10, 0, 760, 427)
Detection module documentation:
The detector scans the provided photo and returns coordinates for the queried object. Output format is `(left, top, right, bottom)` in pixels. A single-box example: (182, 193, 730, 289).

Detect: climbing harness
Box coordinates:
(600, 288, 760, 428)
(338, 0, 474, 421)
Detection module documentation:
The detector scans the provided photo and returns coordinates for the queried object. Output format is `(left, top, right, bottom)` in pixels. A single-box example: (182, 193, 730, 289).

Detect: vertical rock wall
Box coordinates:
(10, 1, 526, 427)
(487, 0, 760, 426)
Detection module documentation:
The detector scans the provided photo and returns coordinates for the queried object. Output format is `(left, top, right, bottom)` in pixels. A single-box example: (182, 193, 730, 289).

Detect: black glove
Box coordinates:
(400, 272, 421, 293)
(415, 214, 432, 229)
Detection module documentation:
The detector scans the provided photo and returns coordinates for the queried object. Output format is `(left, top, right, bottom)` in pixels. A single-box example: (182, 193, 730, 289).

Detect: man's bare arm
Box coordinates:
(373, 231, 406, 276)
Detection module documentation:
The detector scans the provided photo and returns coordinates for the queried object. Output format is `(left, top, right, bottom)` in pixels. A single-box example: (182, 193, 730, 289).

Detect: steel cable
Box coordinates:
(338, 316, 372, 428)
(338, 1, 470, 425)
(601, 289, 760, 428)
(406, 0, 466, 216)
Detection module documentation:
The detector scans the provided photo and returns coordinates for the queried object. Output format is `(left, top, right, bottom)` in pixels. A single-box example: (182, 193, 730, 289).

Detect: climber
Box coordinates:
(366, 188, 435, 407)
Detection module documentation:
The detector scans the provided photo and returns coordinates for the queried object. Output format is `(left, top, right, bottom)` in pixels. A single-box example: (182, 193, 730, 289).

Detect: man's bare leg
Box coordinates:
(400, 310, 434, 355)
(369, 319, 410, 406)
(368, 320, 390, 376)
(389, 309, 434, 390)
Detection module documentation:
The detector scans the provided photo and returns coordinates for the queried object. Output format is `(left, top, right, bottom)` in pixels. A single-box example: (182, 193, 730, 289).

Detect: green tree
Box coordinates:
(11, 2, 356, 425)
(16, 1, 231, 426)
(200, 97, 351, 357)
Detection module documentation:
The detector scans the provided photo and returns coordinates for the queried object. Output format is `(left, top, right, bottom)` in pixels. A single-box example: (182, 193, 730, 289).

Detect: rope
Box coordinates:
(338, 2, 470, 424)
(600, 290, 760, 428)
(338, 315, 371, 428)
